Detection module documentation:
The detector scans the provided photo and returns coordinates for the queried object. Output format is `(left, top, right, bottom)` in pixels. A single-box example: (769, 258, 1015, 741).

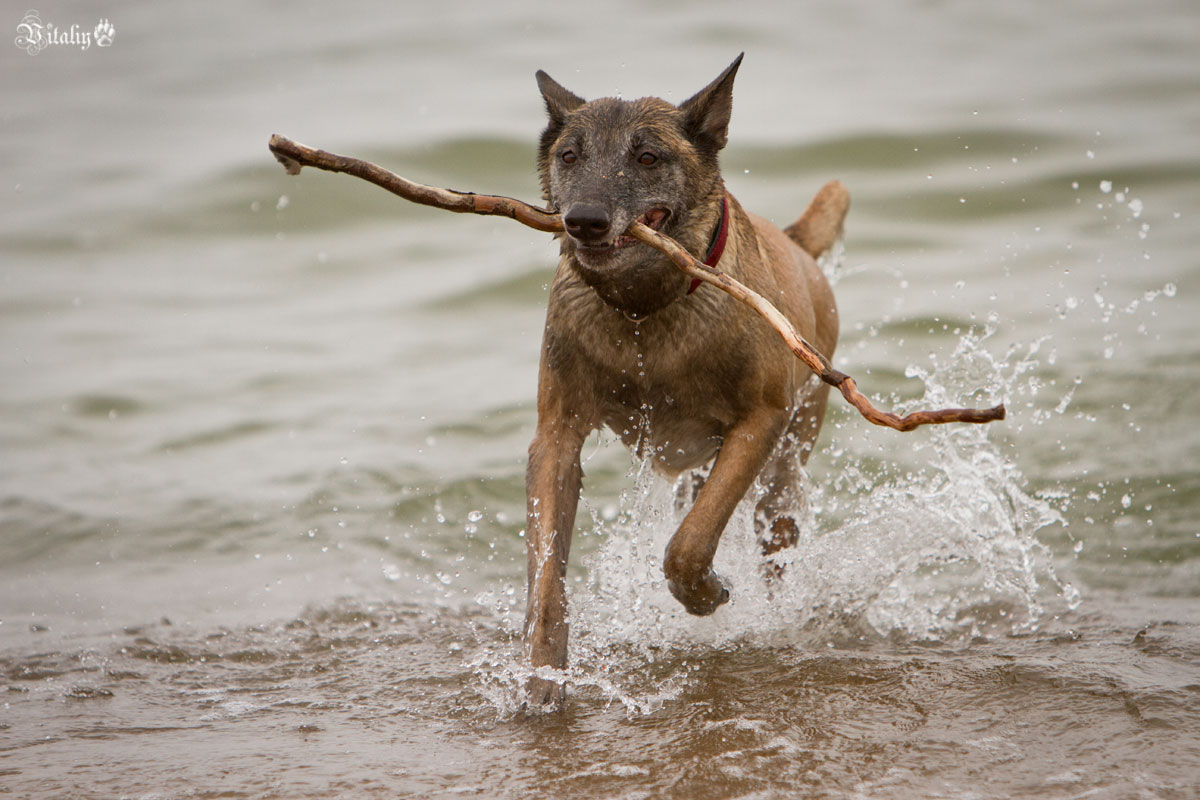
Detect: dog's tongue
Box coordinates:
(640, 208, 668, 230)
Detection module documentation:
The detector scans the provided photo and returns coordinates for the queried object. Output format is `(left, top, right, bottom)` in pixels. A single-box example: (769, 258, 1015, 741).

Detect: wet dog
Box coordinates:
(524, 54, 847, 707)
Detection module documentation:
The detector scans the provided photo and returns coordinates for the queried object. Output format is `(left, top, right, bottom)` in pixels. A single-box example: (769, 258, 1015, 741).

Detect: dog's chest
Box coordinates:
(581, 318, 747, 473)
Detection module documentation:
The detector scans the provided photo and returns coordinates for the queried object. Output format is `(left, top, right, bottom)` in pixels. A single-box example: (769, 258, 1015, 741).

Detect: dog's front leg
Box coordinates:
(663, 406, 788, 615)
(523, 411, 586, 707)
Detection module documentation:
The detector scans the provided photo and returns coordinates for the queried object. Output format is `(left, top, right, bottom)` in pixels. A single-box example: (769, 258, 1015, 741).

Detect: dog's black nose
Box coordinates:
(563, 204, 611, 242)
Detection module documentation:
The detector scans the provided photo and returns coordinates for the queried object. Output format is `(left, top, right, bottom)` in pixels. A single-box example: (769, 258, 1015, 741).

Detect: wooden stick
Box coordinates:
(268, 134, 1005, 432)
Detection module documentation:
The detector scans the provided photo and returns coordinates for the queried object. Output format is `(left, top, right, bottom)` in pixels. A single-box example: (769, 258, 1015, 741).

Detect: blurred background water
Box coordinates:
(1, 1, 1198, 798)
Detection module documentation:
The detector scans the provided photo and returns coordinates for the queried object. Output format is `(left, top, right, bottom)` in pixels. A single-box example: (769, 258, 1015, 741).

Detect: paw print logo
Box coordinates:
(93, 18, 114, 47)
(14, 9, 46, 55)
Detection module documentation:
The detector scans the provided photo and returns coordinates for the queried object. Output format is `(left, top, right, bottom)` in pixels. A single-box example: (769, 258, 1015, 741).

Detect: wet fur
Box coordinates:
(524, 54, 848, 707)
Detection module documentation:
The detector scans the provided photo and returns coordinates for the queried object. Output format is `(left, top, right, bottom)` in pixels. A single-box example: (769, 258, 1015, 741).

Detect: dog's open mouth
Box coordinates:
(616, 208, 670, 248)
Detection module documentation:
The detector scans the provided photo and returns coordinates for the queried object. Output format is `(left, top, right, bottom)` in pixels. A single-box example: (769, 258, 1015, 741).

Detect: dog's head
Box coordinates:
(535, 55, 742, 285)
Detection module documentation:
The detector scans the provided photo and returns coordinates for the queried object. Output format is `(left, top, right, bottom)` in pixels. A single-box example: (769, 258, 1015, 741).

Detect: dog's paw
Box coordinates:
(523, 674, 567, 712)
(668, 570, 730, 616)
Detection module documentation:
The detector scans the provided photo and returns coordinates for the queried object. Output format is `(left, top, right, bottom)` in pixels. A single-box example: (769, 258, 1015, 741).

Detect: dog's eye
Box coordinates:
(561, 150, 577, 165)
(637, 152, 658, 167)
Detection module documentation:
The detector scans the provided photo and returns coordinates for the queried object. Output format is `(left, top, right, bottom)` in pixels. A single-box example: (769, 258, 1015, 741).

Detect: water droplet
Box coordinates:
(1120, 493, 1132, 509)
(1099, 180, 1112, 194)
(467, 510, 484, 523)
(276, 194, 290, 210)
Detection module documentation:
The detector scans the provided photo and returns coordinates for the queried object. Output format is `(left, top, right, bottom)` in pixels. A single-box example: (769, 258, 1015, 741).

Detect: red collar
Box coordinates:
(687, 193, 730, 294)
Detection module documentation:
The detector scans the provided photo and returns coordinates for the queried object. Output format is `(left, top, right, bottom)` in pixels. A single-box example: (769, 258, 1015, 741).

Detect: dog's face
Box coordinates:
(535, 55, 742, 283)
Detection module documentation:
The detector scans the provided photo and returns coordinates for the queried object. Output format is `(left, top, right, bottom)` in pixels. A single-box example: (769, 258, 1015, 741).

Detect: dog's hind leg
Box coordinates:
(755, 380, 831, 558)
(672, 468, 709, 514)
(785, 180, 850, 260)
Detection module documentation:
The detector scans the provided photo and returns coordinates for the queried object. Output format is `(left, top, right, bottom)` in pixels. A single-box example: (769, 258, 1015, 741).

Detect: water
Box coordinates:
(2, 1, 1198, 797)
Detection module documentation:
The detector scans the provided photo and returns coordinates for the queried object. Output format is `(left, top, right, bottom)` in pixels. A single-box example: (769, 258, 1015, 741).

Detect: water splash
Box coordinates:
(574, 327, 1074, 649)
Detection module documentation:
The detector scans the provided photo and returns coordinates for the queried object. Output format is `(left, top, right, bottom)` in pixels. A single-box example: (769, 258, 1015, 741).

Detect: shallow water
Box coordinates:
(2, 1, 1199, 798)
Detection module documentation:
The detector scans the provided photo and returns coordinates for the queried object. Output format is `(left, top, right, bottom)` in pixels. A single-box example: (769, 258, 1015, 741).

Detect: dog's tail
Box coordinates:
(785, 180, 850, 259)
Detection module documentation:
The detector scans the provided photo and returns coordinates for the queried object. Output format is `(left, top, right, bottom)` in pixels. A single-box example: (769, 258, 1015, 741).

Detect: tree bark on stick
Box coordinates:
(268, 133, 1005, 432)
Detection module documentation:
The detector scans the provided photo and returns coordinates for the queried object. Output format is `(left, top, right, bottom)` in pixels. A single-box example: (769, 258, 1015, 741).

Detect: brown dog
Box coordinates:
(524, 53, 847, 707)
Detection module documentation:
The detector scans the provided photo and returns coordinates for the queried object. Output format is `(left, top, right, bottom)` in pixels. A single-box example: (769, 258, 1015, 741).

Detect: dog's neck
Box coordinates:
(570, 191, 729, 320)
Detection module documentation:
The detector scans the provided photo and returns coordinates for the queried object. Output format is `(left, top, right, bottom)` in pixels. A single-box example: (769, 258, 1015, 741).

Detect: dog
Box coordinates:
(524, 53, 847, 707)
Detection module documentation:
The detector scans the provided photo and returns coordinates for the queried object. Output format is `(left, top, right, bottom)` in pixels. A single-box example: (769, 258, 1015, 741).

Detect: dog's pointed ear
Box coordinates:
(536, 70, 586, 125)
(679, 52, 743, 152)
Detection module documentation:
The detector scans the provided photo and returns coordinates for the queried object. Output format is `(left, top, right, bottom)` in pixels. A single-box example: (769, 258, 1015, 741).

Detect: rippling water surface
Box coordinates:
(2, 1, 1198, 798)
